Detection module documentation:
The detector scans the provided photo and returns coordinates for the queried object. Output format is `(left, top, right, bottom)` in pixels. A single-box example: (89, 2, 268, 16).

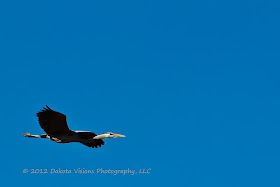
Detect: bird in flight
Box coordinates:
(23, 105, 125, 149)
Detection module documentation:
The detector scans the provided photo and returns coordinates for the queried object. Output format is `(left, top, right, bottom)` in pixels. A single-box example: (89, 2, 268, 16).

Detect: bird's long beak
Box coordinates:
(113, 134, 126, 137)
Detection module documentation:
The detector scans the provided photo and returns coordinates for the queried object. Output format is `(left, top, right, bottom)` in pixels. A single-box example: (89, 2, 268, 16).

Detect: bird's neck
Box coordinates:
(93, 134, 108, 139)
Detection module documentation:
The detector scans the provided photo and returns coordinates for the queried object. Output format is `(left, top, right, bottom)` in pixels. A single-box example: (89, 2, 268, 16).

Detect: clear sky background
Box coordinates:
(0, 0, 279, 186)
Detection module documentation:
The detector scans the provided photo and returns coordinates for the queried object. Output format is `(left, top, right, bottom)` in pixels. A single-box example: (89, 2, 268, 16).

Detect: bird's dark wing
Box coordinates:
(76, 131, 97, 139)
(81, 140, 105, 149)
(76, 131, 105, 149)
(36, 105, 71, 136)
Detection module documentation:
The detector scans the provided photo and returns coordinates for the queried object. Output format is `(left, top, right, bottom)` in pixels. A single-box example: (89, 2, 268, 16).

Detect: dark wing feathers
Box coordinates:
(76, 131, 97, 139)
(36, 105, 71, 135)
(76, 131, 105, 149)
(36, 105, 105, 149)
(82, 140, 105, 149)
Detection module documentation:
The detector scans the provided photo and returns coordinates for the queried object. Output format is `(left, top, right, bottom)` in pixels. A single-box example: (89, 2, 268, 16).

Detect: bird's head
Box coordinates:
(93, 132, 126, 139)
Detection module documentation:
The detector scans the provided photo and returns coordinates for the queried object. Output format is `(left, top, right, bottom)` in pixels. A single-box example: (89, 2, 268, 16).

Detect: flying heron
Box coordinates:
(23, 105, 125, 149)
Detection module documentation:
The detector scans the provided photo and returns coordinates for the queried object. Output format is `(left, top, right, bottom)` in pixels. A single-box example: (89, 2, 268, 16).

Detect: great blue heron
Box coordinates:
(23, 105, 125, 149)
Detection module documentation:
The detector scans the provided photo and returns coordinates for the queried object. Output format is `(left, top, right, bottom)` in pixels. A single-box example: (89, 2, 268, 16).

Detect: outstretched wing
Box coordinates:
(76, 131, 105, 149)
(36, 105, 71, 136)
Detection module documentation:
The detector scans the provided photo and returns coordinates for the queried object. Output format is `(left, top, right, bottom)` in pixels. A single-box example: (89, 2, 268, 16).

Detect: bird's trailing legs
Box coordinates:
(23, 133, 62, 142)
(22, 132, 47, 138)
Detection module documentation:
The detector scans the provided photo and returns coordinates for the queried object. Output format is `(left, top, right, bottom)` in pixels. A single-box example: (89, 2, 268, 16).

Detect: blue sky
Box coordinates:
(0, 0, 280, 186)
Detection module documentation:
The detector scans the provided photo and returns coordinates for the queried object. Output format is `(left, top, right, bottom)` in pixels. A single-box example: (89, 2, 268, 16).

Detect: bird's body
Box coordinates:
(23, 105, 125, 149)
